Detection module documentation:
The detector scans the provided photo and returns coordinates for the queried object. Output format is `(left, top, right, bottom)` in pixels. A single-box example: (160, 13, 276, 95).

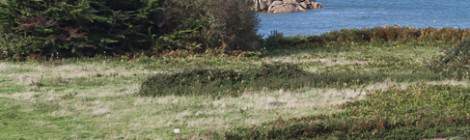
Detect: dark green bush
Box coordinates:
(0, 34, 35, 59)
(0, 0, 163, 58)
(0, 0, 260, 58)
(205, 0, 261, 51)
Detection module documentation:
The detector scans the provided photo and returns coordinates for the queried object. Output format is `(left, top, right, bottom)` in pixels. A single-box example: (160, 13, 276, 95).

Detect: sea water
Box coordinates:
(257, 0, 470, 36)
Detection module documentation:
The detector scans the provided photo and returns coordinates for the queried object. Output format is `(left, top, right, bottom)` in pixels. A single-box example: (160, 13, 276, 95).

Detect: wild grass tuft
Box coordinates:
(431, 39, 470, 78)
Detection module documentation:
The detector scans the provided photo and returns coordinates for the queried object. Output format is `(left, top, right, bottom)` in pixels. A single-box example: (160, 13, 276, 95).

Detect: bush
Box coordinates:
(205, 0, 261, 51)
(270, 27, 470, 48)
(0, 34, 36, 59)
(0, 0, 260, 58)
(316, 27, 470, 44)
(0, 0, 162, 58)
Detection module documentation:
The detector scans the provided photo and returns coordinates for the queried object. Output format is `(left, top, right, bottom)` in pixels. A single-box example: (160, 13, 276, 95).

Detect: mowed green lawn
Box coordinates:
(1, 43, 469, 139)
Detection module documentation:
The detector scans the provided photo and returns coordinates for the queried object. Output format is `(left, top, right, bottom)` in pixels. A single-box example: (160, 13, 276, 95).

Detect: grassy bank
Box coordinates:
(225, 85, 470, 139)
(1, 38, 469, 139)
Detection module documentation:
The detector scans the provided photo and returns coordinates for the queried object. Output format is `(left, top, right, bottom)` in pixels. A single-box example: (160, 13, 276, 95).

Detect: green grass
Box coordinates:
(0, 41, 469, 139)
(225, 85, 470, 139)
(0, 98, 100, 139)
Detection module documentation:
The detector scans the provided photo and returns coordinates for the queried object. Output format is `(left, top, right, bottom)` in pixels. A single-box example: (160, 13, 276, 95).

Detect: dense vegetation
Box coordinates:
(0, 0, 259, 59)
(2, 0, 470, 60)
(2, 40, 469, 139)
(265, 27, 470, 50)
(0, 0, 469, 139)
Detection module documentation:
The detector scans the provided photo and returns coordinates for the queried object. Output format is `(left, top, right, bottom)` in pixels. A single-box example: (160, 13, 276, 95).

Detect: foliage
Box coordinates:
(317, 27, 470, 44)
(0, 0, 163, 58)
(205, 0, 261, 51)
(0, 34, 36, 59)
(0, 0, 260, 58)
(268, 27, 470, 50)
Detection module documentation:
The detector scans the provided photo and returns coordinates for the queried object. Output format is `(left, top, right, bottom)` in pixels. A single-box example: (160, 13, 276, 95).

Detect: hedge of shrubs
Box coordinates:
(264, 27, 470, 50)
(0, 0, 260, 58)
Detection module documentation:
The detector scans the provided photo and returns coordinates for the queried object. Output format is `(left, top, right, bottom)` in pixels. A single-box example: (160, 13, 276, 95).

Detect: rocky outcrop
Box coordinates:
(268, 2, 305, 13)
(253, 0, 322, 13)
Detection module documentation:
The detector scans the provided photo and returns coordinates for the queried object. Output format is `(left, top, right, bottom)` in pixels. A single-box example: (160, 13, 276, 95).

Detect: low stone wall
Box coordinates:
(253, 0, 322, 13)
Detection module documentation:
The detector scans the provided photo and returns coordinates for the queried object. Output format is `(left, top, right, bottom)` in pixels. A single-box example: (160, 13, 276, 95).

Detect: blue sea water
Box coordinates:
(257, 0, 470, 36)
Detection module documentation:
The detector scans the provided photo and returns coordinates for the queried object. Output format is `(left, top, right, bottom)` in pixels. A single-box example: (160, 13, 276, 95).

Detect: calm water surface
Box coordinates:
(257, 0, 470, 36)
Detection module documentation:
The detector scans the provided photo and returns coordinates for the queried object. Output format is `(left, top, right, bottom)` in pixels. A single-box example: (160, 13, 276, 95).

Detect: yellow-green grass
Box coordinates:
(225, 85, 470, 139)
(1, 42, 469, 139)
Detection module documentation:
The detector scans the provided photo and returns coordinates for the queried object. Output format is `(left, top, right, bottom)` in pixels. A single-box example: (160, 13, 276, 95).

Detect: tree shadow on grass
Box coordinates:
(138, 63, 445, 97)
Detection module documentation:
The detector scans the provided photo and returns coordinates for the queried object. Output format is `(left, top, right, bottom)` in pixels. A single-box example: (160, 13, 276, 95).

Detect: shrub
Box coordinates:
(157, 0, 261, 52)
(317, 27, 470, 44)
(204, 0, 261, 51)
(0, 0, 164, 58)
(0, 34, 36, 59)
(288, 27, 470, 47)
(0, 0, 260, 58)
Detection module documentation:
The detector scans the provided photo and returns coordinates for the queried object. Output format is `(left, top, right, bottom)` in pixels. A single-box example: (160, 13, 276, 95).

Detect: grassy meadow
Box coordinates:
(1, 39, 469, 139)
(1, 0, 469, 138)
